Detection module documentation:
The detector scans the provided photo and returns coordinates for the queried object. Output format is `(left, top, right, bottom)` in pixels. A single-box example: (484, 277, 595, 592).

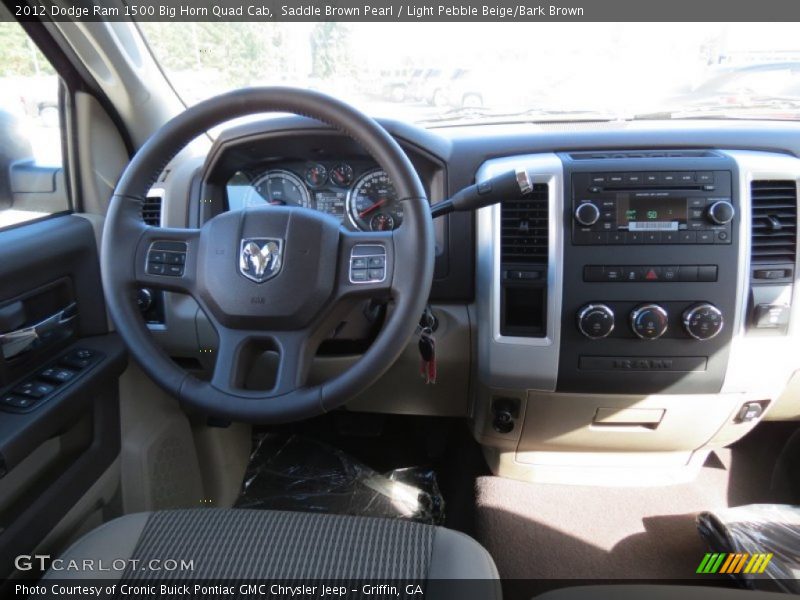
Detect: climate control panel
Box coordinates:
(577, 302, 724, 341)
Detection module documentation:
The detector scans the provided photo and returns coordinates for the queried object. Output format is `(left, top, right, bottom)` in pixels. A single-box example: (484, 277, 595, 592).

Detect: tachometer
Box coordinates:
(347, 170, 403, 231)
(243, 170, 311, 208)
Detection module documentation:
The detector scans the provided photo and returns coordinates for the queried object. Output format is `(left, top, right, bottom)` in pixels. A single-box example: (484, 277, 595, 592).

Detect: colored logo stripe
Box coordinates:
(697, 553, 773, 574)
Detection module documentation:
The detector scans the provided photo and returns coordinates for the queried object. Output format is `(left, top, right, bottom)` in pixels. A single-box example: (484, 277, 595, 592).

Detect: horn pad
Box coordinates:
(196, 206, 340, 329)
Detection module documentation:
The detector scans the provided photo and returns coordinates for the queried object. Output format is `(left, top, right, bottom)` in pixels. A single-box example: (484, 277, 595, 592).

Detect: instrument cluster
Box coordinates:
(226, 159, 403, 232)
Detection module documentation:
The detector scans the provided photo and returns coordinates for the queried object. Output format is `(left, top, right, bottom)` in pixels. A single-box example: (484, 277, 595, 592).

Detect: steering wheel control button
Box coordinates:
(683, 303, 724, 340)
(349, 245, 387, 284)
(630, 304, 669, 340)
(147, 241, 188, 277)
(577, 304, 615, 339)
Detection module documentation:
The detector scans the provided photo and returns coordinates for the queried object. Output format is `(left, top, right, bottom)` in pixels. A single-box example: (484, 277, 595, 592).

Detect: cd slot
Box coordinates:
(603, 185, 707, 193)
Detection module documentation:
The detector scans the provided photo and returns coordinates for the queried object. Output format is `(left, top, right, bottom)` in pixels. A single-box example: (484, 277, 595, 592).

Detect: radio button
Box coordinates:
(607, 173, 624, 185)
(662, 232, 678, 243)
(626, 232, 644, 244)
(697, 172, 714, 184)
(644, 232, 662, 244)
(590, 232, 608, 244)
(659, 172, 678, 185)
(697, 231, 714, 244)
(678, 172, 696, 183)
(678, 231, 696, 243)
(609, 232, 625, 244)
(625, 173, 643, 185)
(644, 173, 659, 185)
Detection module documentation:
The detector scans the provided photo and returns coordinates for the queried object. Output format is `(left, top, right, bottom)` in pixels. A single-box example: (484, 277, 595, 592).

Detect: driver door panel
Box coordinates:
(0, 215, 126, 579)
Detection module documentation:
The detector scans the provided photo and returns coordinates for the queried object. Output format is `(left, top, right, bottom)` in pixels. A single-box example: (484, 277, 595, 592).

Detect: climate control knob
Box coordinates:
(630, 304, 669, 340)
(575, 202, 601, 227)
(577, 303, 615, 339)
(683, 303, 724, 340)
(707, 200, 735, 225)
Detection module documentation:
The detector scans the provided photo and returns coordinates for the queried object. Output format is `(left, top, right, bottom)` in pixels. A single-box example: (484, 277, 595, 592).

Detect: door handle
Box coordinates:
(0, 302, 78, 359)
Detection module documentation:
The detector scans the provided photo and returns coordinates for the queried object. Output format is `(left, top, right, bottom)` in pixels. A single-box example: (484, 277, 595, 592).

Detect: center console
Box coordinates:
(558, 153, 739, 394)
(473, 148, 800, 485)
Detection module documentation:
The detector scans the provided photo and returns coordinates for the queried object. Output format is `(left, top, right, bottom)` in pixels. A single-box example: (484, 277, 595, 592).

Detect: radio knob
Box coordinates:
(630, 304, 669, 340)
(577, 303, 615, 339)
(683, 303, 724, 340)
(575, 202, 601, 227)
(707, 200, 735, 225)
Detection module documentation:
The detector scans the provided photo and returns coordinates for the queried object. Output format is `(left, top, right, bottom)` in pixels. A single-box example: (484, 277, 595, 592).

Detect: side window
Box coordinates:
(0, 17, 69, 230)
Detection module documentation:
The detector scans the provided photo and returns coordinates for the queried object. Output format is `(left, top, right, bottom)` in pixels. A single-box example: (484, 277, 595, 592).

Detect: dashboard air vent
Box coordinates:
(750, 180, 798, 264)
(141, 194, 162, 226)
(501, 183, 548, 263)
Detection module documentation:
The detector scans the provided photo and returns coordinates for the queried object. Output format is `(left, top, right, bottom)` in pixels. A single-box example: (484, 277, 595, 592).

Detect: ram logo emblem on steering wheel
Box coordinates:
(239, 238, 283, 283)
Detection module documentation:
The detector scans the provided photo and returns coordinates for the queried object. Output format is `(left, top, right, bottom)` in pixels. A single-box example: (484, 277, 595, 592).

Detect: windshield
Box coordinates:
(138, 22, 800, 125)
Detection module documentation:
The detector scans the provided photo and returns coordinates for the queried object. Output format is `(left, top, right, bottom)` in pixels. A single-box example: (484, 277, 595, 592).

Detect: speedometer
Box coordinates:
(347, 170, 403, 231)
(243, 170, 311, 209)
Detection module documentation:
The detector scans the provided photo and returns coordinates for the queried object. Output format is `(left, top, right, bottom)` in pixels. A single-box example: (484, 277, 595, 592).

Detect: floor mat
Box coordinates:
(235, 434, 445, 524)
(474, 423, 798, 597)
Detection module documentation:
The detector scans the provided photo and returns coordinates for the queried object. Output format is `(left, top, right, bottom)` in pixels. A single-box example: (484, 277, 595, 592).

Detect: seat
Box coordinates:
(45, 509, 500, 598)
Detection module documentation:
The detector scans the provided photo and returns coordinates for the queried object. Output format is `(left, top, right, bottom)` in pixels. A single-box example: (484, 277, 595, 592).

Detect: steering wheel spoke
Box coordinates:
(133, 227, 201, 294)
(210, 324, 313, 399)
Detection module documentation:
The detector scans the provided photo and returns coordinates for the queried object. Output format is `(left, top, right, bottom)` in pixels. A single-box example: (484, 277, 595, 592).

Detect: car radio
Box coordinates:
(571, 170, 734, 245)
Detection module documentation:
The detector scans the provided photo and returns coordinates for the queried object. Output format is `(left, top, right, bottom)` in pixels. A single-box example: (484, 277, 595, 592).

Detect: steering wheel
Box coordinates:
(101, 88, 434, 423)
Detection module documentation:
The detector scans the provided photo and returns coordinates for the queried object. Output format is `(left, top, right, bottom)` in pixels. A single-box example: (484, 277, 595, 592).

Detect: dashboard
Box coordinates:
(150, 114, 800, 484)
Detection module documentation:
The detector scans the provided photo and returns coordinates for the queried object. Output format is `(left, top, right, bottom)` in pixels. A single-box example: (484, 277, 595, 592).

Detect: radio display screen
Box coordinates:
(617, 195, 687, 231)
